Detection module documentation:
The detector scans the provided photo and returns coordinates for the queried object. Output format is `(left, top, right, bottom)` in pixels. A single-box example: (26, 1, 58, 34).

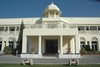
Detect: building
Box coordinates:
(0, 3, 100, 59)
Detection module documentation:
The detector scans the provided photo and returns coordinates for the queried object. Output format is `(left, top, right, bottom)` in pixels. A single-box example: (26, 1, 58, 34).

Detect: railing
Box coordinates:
(25, 24, 70, 29)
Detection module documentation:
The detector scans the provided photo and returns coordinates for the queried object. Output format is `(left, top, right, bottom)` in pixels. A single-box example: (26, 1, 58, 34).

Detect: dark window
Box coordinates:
(9, 27, 15, 31)
(80, 41, 85, 48)
(98, 26, 100, 31)
(78, 26, 85, 31)
(86, 26, 89, 30)
(90, 26, 97, 30)
(0, 27, 4, 31)
(92, 41, 98, 51)
(0, 41, 2, 51)
(9, 41, 14, 49)
(80, 41, 85, 45)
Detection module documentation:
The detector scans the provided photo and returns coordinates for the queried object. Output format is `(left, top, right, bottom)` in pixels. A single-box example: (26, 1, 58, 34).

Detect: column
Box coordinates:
(98, 37, 100, 51)
(60, 36, 63, 55)
(15, 26, 17, 35)
(22, 35, 27, 53)
(14, 41, 17, 49)
(8, 26, 9, 34)
(75, 35, 80, 54)
(70, 37, 75, 53)
(90, 41, 92, 50)
(38, 36, 42, 55)
(1, 41, 5, 52)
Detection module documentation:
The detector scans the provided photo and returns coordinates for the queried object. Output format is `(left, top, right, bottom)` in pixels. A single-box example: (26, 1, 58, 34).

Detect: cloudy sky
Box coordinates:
(0, 0, 100, 18)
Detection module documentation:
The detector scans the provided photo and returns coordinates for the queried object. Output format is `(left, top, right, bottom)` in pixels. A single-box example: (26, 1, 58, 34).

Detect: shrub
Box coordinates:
(3, 46, 12, 54)
(80, 48, 87, 55)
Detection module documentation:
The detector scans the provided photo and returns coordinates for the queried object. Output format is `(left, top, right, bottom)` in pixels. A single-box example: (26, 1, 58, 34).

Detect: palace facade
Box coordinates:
(0, 3, 100, 59)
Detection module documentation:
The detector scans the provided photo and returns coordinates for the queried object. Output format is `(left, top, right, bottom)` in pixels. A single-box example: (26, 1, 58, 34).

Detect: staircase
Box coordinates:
(32, 59, 68, 64)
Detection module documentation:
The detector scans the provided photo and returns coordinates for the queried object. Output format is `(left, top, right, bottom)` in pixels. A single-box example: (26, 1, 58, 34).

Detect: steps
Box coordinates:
(32, 58, 69, 64)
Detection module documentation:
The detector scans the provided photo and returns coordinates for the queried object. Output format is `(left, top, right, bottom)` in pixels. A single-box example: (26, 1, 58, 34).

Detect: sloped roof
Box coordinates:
(61, 17, 100, 24)
(0, 17, 100, 25)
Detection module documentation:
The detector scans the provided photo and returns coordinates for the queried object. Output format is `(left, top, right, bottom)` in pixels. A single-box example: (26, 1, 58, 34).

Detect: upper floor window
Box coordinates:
(90, 26, 97, 30)
(86, 26, 89, 30)
(9, 27, 15, 31)
(98, 26, 100, 31)
(0, 27, 4, 31)
(78, 26, 85, 31)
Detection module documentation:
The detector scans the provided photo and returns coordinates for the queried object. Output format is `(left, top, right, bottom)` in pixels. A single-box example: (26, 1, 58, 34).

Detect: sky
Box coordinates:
(0, 0, 100, 18)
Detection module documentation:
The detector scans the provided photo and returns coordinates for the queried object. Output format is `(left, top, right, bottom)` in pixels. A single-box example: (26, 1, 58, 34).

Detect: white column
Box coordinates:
(75, 35, 80, 54)
(98, 37, 100, 51)
(38, 36, 42, 55)
(60, 36, 63, 55)
(8, 26, 9, 34)
(70, 37, 75, 53)
(14, 41, 17, 49)
(15, 26, 17, 35)
(1, 41, 5, 52)
(22, 35, 27, 53)
(90, 41, 92, 50)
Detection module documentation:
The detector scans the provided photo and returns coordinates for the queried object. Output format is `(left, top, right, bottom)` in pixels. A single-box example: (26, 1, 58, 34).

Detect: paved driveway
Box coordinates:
(0, 55, 24, 64)
(80, 55, 100, 64)
(0, 55, 100, 64)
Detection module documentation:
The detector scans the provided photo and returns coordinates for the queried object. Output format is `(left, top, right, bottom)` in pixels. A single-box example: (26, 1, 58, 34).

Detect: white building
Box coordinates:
(0, 3, 100, 59)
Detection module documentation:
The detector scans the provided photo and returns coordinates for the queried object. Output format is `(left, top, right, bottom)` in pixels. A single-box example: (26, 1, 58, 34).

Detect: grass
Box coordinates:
(0, 64, 100, 67)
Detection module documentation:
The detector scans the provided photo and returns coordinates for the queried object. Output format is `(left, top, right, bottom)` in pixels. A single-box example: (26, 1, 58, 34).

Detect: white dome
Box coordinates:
(47, 3, 60, 11)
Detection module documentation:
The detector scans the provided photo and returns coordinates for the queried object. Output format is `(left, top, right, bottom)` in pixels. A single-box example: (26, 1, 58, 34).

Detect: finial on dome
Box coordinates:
(43, 2, 61, 18)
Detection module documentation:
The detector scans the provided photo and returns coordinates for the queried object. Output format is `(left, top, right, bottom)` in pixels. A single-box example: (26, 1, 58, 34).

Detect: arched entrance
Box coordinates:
(8, 37, 16, 49)
(80, 37, 86, 49)
(0, 38, 2, 51)
(91, 37, 98, 51)
(45, 39, 58, 55)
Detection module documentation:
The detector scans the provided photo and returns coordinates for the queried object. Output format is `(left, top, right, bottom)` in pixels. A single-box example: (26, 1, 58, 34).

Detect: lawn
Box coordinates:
(0, 64, 100, 67)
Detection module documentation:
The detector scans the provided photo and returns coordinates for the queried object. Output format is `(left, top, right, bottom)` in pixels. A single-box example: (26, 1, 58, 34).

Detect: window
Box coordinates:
(80, 41, 85, 45)
(80, 41, 85, 48)
(9, 27, 15, 31)
(98, 26, 100, 31)
(78, 26, 85, 31)
(92, 41, 98, 51)
(90, 26, 97, 30)
(86, 26, 89, 30)
(0, 41, 2, 51)
(9, 41, 14, 49)
(0, 27, 4, 31)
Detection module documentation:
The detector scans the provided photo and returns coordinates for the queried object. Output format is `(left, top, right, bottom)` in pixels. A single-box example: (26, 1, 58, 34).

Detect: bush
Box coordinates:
(80, 48, 87, 55)
(3, 46, 12, 54)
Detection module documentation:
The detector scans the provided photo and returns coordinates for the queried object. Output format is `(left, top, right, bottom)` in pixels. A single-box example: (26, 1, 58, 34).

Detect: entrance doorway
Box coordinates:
(0, 41, 2, 51)
(45, 39, 58, 55)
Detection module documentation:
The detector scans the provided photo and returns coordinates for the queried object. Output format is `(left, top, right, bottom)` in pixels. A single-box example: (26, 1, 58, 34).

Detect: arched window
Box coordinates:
(0, 38, 2, 51)
(91, 37, 98, 51)
(80, 37, 86, 48)
(8, 37, 16, 49)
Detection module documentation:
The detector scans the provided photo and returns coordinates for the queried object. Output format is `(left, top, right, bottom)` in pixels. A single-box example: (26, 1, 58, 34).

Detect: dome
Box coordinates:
(46, 3, 60, 11)
(43, 3, 61, 17)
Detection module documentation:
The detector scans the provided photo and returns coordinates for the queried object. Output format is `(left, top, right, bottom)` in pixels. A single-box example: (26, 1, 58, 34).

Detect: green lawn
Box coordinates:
(0, 64, 100, 67)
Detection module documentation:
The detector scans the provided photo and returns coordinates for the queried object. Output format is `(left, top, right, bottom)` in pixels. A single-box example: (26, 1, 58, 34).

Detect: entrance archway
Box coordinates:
(91, 37, 98, 51)
(45, 39, 58, 55)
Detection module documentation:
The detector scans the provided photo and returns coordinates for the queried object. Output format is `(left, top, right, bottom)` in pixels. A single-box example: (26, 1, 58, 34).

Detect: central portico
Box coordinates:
(21, 2, 80, 59)
(26, 36, 75, 55)
(21, 31, 80, 58)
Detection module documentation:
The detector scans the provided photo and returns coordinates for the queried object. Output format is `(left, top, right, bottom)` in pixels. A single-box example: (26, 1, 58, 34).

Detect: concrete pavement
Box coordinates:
(0, 55, 100, 64)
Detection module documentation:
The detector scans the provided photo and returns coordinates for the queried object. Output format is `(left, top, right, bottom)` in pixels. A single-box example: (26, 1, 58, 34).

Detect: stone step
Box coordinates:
(32, 58, 69, 64)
